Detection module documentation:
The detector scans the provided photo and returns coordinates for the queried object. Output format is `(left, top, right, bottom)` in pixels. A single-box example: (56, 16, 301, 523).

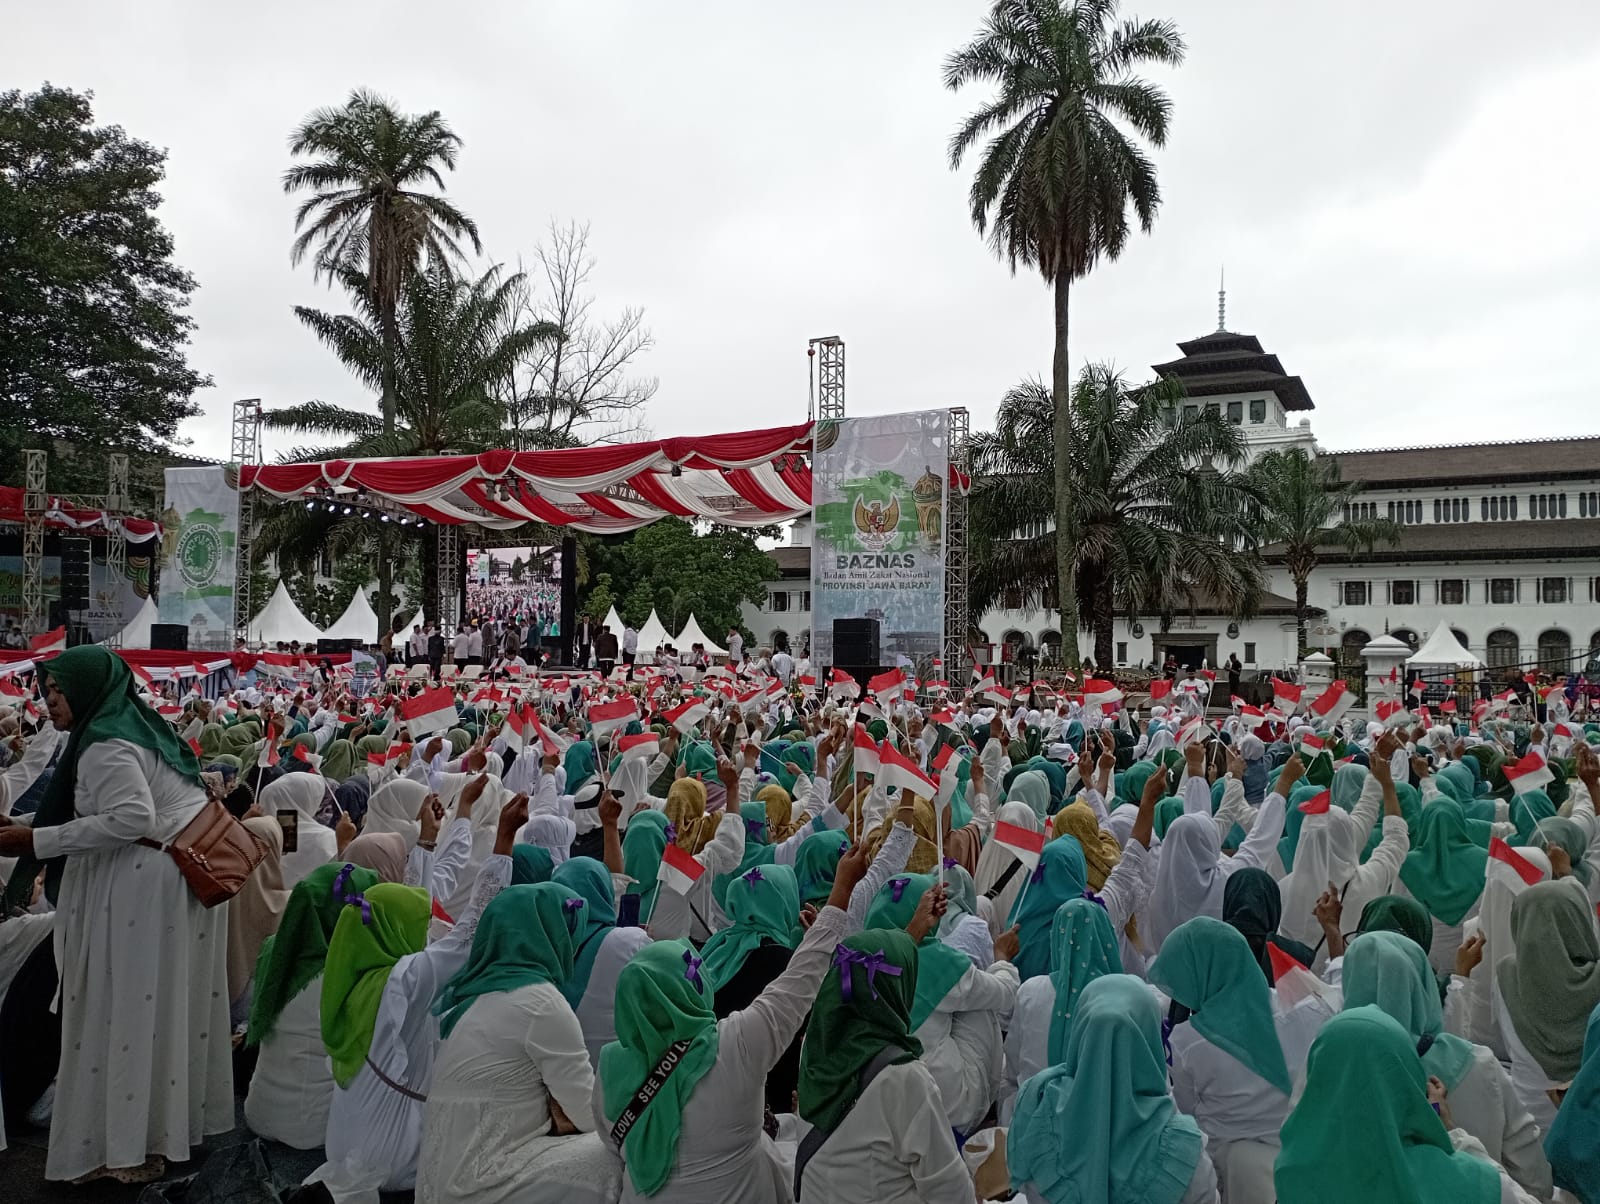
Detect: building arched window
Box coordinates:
(1450, 628, 1470, 650)
(1391, 628, 1419, 650)
(1485, 629, 1520, 669)
(1537, 629, 1571, 673)
(1590, 629, 1600, 655)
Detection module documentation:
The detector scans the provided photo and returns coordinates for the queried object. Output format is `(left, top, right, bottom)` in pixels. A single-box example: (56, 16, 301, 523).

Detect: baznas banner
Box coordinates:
(157, 467, 239, 651)
(810, 410, 948, 669)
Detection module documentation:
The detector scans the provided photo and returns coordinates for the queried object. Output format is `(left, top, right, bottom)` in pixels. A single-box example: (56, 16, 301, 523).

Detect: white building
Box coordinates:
(743, 324, 1600, 680)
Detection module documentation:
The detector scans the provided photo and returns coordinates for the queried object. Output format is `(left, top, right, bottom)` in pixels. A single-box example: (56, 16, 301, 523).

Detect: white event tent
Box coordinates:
(1407, 625, 1484, 668)
(112, 596, 158, 650)
(602, 605, 623, 634)
(322, 587, 380, 644)
(676, 614, 726, 657)
(248, 580, 325, 646)
(635, 609, 671, 662)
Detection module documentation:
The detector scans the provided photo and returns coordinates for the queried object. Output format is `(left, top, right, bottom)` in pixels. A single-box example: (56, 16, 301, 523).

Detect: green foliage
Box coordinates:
(0, 84, 209, 487)
(580, 520, 775, 643)
(509, 556, 525, 584)
(969, 366, 1264, 666)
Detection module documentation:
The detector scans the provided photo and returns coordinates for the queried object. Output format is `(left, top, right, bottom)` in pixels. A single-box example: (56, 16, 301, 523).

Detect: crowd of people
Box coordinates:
(0, 641, 1597, 1203)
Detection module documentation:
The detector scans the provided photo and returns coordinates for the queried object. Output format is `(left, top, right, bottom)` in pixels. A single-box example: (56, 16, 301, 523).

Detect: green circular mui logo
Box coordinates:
(176, 523, 224, 589)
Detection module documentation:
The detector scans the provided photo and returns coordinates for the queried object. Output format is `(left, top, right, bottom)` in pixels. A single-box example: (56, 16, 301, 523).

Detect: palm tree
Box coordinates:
(1244, 448, 1403, 654)
(266, 264, 559, 619)
(970, 365, 1264, 668)
(285, 89, 481, 624)
(946, 0, 1186, 670)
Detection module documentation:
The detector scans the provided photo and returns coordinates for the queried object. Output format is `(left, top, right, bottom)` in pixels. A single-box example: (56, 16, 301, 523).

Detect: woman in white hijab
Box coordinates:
(260, 772, 339, 888)
(973, 800, 1043, 940)
(521, 812, 578, 866)
(1141, 756, 1297, 958)
(363, 778, 429, 847)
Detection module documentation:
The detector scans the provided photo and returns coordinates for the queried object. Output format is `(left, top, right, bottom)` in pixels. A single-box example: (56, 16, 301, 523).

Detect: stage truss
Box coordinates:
(944, 407, 970, 675)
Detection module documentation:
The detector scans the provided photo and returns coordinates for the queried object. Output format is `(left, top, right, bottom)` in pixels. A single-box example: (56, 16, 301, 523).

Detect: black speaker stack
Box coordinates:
(832, 617, 881, 667)
(150, 623, 189, 652)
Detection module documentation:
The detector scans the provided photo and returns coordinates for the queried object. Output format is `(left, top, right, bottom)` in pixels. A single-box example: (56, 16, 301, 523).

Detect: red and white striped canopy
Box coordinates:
(0, 486, 160, 542)
(238, 424, 816, 533)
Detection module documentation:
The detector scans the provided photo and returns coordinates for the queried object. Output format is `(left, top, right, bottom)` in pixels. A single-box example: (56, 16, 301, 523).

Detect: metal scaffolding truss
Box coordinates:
(436, 521, 461, 630)
(811, 336, 845, 421)
(231, 399, 263, 642)
(104, 454, 129, 629)
(944, 407, 970, 676)
(22, 450, 46, 636)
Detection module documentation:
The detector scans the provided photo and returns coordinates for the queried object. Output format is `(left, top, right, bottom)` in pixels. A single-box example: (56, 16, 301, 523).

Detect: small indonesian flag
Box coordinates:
(1440, 698, 1458, 714)
(878, 740, 938, 800)
(187, 737, 204, 757)
(619, 731, 661, 762)
(930, 708, 956, 725)
(1297, 733, 1329, 760)
(1554, 721, 1576, 741)
(663, 697, 711, 734)
(1307, 681, 1354, 725)
(1082, 679, 1123, 710)
(431, 897, 455, 926)
(856, 699, 884, 725)
(1268, 942, 1305, 984)
(294, 744, 322, 772)
(852, 725, 882, 775)
(1238, 703, 1266, 721)
(1149, 678, 1173, 701)
(1298, 789, 1331, 814)
(588, 697, 640, 738)
(257, 738, 280, 768)
(1374, 699, 1412, 730)
(1176, 716, 1208, 749)
(129, 663, 156, 689)
(1200, 669, 1217, 682)
(1409, 678, 1425, 699)
(736, 688, 765, 716)
(797, 674, 817, 692)
(29, 627, 66, 656)
(659, 843, 707, 895)
(0, 679, 25, 700)
(1503, 752, 1554, 796)
(1271, 678, 1303, 712)
(401, 686, 459, 738)
(1415, 706, 1433, 730)
(868, 667, 907, 702)
(985, 683, 1014, 708)
(157, 703, 183, 722)
(931, 744, 960, 807)
(992, 820, 1046, 871)
(1488, 838, 1544, 886)
(829, 668, 861, 699)
(536, 718, 570, 758)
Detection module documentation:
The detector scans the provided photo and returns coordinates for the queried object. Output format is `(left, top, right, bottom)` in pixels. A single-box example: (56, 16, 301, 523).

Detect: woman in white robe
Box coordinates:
(261, 771, 339, 887)
(0, 647, 232, 1184)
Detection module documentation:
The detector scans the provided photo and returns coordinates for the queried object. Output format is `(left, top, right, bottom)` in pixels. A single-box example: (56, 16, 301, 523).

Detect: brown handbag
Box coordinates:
(137, 797, 271, 908)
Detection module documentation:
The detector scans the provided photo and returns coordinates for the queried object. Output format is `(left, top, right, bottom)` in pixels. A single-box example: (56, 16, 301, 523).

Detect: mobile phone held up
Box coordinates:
(276, 809, 299, 853)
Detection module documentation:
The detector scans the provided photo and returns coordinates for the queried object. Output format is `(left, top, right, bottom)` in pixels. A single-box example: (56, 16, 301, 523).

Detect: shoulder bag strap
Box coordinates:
(984, 854, 1025, 901)
(608, 1038, 693, 1147)
(792, 1045, 905, 1200)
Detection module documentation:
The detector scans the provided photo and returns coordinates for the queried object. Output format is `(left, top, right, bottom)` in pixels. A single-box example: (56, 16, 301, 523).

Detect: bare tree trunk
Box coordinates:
(1295, 575, 1309, 656)
(1052, 272, 1081, 671)
(376, 301, 397, 631)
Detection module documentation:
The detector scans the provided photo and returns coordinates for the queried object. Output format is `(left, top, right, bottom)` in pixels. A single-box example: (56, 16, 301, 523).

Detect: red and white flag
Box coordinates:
(662, 697, 711, 734)
(256, 738, 280, 768)
(1306, 681, 1354, 726)
(1488, 838, 1544, 886)
(156, 703, 184, 722)
(588, 697, 640, 739)
(852, 725, 882, 776)
(828, 668, 861, 700)
(501, 706, 529, 753)
(931, 744, 960, 807)
(431, 897, 455, 926)
(1271, 678, 1303, 713)
(1148, 678, 1172, 702)
(401, 686, 459, 738)
(1176, 716, 1208, 749)
(1297, 732, 1329, 760)
(0, 679, 25, 700)
(1298, 789, 1331, 814)
(294, 744, 322, 772)
(1238, 703, 1266, 721)
(658, 843, 707, 896)
(535, 718, 570, 758)
(929, 708, 956, 726)
(1374, 699, 1412, 730)
(992, 820, 1046, 871)
(619, 731, 661, 762)
(29, 627, 65, 657)
(1083, 679, 1123, 710)
(868, 667, 907, 704)
(1503, 752, 1554, 796)
(878, 741, 938, 801)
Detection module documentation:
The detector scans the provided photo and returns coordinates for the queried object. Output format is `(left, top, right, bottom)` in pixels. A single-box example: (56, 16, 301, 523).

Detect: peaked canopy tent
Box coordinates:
(112, 596, 158, 650)
(322, 588, 381, 645)
(236, 425, 817, 533)
(1408, 624, 1484, 668)
(676, 614, 726, 657)
(601, 605, 623, 635)
(248, 581, 325, 646)
(634, 609, 671, 663)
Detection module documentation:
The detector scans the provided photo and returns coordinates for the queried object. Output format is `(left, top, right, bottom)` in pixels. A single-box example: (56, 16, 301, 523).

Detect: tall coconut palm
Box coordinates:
(946, 0, 1186, 670)
(266, 264, 559, 620)
(1244, 448, 1402, 654)
(285, 89, 480, 624)
(970, 365, 1263, 668)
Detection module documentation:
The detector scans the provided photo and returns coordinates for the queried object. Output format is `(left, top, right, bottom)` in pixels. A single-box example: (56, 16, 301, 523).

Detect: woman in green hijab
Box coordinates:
(1508, 788, 1557, 846)
(199, 721, 229, 760)
(512, 844, 555, 884)
(1274, 1006, 1501, 1204)
(321, 736, 358, 783)
(1010, 974, 1208, 1204)
(619, 809, 670, 924)
(700, 864, 801, 993)
(1399, 801, 1487, 927)
(551, 856, 654, 1072)
(0, 646, 229, 1186)
(1497, 879, 1600, 1085)
(1007, 768, 1052, 822)
(422, 882, 620, 1204)
(710, 801, 776, 911)
(1008, 836, 1088, 981)
(795, 929, 970, 1202)
(792, 827, 849, 907)
(243, 861, 381, 1149)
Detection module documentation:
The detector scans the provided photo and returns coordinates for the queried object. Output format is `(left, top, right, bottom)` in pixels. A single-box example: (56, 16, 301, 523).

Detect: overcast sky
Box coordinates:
(12, 0, 1600, 464)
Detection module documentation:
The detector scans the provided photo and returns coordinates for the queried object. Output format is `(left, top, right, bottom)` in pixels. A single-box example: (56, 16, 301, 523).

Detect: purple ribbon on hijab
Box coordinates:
(742, 866, 766, 884)
(663, 822, 678, 844)
(331, 863, 372, 926)
(683, 948, 704, 991)
(1082, 890, 1107, 911)
(832, 944, 902, 1002)
(888, 876, 911, 903)
(564, 897, 585, 914)
(1030, 861, 1047, 885)
(941, 856, 959, 870)
(745, 816, 768, 840)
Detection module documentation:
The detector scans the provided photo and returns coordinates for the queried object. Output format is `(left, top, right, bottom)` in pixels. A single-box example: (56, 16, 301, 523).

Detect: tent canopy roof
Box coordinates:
(115, 596, 158, 650)
(1407, 624, 1484, 668)
(676, 614, 726, 657)
(322, 587, 379, 644)
(248, 581, 324, 645)
(635, 609, 671, 656)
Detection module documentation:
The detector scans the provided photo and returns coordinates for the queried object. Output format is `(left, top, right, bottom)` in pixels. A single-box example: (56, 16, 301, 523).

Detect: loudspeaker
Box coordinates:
(318, 638, 358, 655)
(151, 623, 189, 652)
(60, 538, 91, 612)
(832, 617, 880, 666)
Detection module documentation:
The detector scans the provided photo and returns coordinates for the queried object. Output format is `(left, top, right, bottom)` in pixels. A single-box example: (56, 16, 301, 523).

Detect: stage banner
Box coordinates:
(810, 410, 948, 669)
(157, 467, 240, 650)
